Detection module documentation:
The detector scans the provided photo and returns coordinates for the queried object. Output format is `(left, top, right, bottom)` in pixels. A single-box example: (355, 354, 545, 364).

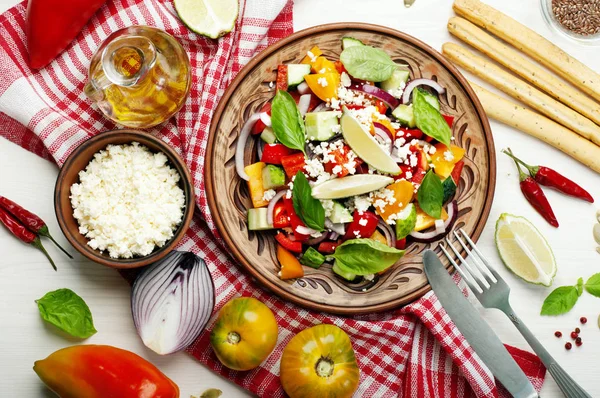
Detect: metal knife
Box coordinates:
(423, 250, 538, 398)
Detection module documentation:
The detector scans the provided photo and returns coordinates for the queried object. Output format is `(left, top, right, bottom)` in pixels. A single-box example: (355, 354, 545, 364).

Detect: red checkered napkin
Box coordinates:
(0, 0, 545, 396)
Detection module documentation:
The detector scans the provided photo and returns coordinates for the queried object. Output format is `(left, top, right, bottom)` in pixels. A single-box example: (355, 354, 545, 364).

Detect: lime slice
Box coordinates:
(495, 213, 556, 286)
(395, 203, 416, 239)
(174, 0, 238, 39)
(311, 175, 393, 199)
(340, 114, 401, 175)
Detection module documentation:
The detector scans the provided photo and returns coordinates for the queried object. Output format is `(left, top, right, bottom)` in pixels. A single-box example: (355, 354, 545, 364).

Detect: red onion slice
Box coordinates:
(260, 112, 272, 127)
(236, 113, 261, 181)
(402, 78, 446, 104)
(409, 200, 458, 242)
(325, 218, 346, 235)
(298, 94, 312, 117)
(297, 82, 310, 95)
(377, 220, 396, 247)
(373, 124, 393, 155)
(296, 225, 320, 236)
(313, 103, 331, 112)
(307, 231, 330, 246)
(131, 251, 215, 355)
(267, 190, 287, 226)
(355, 84, 400, 108)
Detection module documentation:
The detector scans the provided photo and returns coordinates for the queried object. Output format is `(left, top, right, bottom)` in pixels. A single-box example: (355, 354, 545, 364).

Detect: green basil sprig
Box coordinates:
(339, 46, 396, 82)
(417, 170, 444, 219)
(541, 284, 581, 316)
(413, 88, 451, 147)
(292, 171, 325, 231)
(36, 288, 97, 338)
(584, 273, 600, 296)
(332, 239, 404, 275)
(271, 90, 306, 154)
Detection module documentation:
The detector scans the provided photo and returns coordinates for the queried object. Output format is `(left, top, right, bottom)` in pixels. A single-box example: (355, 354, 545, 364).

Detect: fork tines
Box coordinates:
(439, 228, 500, 294)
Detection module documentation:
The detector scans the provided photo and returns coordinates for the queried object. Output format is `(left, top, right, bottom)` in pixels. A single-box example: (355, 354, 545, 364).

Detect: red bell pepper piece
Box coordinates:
(412, 168, 427, 185)
(251, 103, 271, 135)
(272, 201, 290, 229)
(344, 104, 365, 111)
(261, 144, 297, 165)
(283, 198, 310, 242)
(443, 115, 454, 128)
(396, 238, 406, 250)
(26, 0, 107, 69)
(275, 232, 302, 253)
(374, 100, 387, 115)
(451, 160, 464, 184)
(397, 128, 423, 141)
(317, 241, 340, 254)
(334, 61, 347, 74)
(344, 211, 379, 240)
(33, 345, 179, 397)
(281, 153, 306, 178)
(276, 65, 288, 91)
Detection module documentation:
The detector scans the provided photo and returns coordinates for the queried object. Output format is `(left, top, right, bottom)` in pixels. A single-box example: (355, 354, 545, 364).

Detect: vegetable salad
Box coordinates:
(237, 37, 465, 283)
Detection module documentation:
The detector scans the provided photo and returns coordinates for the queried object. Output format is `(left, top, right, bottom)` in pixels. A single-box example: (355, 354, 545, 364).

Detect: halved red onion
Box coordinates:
(307, 231, 329, 246)
(373, 122, 394, 141)
(266, 190, 287, 226)
(260, 112, 272, 127)
(355, 84, 399, 108)
(296, 225, 320, 235)
(325, 218, 345, 235)
(409, 200, 458, 242)
(257, 140, 265, 160)
(329, 232, 340, 240)
(434, 219, 445, 235)
(236, 113, 261, 181)
(373, 124, 393, 155)
(131, 251, 214, 355)
(402, 78, 446, 104)
(377, 220, 396, 247)
(298, 94, 312, 117)
(297, 82, 310, 95)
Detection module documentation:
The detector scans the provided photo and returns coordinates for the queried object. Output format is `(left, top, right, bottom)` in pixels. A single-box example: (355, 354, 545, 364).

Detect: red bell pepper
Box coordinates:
(396, 238, 406, 250)
(283, 198, 310, 242)
(275, 232, 302, 253)
(443, 115, 454, 128)
(344, 211, 379, 240)
(451, 160, 464, 184)
(344, 104, 365, 111)
(397, 128, 423, 141)
(251, 103, 271, 135)
(374, 99, 387, 115)
(412, 168, 427, 184)
(276, 65, 288, 91)
(26, 0, 107, 69)
(272, 201, 290, 229)
(323, 145, 363, 178)
(261, 144, 297, 165)
(334, 61, 347, 74)
(318, 241, 340, 254)
(281, 153, 306, 178)
(34, 345, 179, 397)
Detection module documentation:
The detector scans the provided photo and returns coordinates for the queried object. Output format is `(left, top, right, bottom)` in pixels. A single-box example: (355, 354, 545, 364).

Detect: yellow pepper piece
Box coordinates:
(370, 115, 396, 138)
(277, 245, 304, 280)
(301, 46, 323, 65)
(431, 143, 466, 179)
(374, 180, 414, 223)
(244, 162, 269, 208)
(369, 230, 388, 245)
(414, 205, 449, 231)
(311, 56, 337, 74)
(304, 73, 340, 102)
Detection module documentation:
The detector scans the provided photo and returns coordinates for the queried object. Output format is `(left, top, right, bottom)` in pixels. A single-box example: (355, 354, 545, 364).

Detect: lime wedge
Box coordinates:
(311, 175, 393, 199)
(495, 213, 556, 286)
(340, 114, 401, 175)
(174, 0, 238, 39)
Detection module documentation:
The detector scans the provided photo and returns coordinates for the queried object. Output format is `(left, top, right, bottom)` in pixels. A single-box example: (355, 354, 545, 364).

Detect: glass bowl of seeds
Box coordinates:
(541, 0, 600, 44)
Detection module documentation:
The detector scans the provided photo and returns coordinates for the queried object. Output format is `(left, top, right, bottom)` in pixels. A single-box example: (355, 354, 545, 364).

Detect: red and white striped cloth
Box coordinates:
(0, 0, 546, 396)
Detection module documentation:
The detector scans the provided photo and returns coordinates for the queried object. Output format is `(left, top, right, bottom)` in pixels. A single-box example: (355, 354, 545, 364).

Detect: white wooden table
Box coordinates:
(1, 0, 599, 396)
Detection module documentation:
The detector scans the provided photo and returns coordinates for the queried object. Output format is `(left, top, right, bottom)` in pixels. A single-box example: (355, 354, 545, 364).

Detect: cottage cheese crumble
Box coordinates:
(70, 143, 185, 259)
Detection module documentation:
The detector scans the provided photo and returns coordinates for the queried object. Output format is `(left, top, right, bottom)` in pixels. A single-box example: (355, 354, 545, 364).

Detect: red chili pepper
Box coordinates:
(281, 153, 306, 178)
(272, 201, 290, 229)
(275, 232, 302, 253)
(317, 241, 340, 254)
(261, 144, 298, 165)
(0, 196, 72, 258)
(251, 103, 271, 135)
(503, 150, 593, 203)
(506, 151, 559, 227)
(276, 65, 288, 91)
(0, 208, 57, 270)
(344, 211, 379, 240)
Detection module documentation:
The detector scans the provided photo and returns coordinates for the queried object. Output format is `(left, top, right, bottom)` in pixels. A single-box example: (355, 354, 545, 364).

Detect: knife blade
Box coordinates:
(423, 250, 538, 398)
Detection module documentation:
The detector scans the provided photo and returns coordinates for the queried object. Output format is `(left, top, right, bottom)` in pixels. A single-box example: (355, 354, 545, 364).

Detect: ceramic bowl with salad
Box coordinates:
(206, 24, 495, 314)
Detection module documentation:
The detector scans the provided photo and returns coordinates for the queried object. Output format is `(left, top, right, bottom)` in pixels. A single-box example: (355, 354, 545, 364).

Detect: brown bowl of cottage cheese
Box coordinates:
(54, 130, 195, 269)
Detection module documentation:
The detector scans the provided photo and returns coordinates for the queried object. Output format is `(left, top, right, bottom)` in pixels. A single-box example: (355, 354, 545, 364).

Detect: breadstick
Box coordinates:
(453, 0, 600, 103)
(443, 42, 600, 146)
(470, 82, 600, 173)
(448, 17, 600, 127)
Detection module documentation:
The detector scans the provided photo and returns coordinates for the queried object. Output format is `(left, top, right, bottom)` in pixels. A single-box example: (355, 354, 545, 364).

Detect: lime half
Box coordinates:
(495, 213, 556, 286)
(174, 0, 238, 39)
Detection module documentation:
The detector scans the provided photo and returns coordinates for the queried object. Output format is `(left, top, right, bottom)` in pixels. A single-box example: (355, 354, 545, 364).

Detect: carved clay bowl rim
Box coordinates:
(206, 23, 496, 315)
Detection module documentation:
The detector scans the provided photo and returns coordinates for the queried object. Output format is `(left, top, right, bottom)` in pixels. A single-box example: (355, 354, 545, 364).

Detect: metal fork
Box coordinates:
(440, 228, 591, 398)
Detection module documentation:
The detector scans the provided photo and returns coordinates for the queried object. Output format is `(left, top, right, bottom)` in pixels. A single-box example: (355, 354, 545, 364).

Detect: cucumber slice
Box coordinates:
(332, 261, 358, 281)
(381, 69, 410, 93)
(260, 126, 276, 144)
(329, 201, 353, 224)
(342, 37, 365, 50)
(395, 204, 417, 240)
(247, 208, 273, 231)
(421, 90, 441, 111)
(392, 104, 416, 128)
(262, 164, 286, 190)
(305, 111, 339, 141)
(287, 64, 311, 87)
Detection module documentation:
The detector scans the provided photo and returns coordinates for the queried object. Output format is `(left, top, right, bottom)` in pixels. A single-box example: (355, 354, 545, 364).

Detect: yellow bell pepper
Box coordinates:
(369, 230, 388, 245)
(431, 143, 465, 179)
(304, 72, 340, 102)
(414, 205, 449, 231)
(244, 162, 268, 208)
(311, 56, 337, 74)
(301, 45, 322, 65)
(374, 180, 414, 223)
(277, 245, 304, 280)
(370, 116, 396, 138)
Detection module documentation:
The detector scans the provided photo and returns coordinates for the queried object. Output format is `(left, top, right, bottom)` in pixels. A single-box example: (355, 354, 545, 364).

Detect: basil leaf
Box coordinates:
(577, 277, 584, 296)
(413, 88, 451, 147)
(340, 46, 396, 82)
(585, 273, 600, 297)
(292, 171, 325, 231)
(332, 239, 404, 275)
(540, 285, 579, 316)
(417, 170, 444, 219)
(271, 90, 306, 154)
(36, 288, 96, 338)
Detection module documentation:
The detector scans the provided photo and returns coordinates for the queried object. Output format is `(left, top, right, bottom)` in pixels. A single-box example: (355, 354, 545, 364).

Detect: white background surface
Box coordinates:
(1, 0, 600, 396)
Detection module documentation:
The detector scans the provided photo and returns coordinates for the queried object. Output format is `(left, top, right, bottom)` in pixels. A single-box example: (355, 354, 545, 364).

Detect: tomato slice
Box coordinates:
(272, 201, 290, 229)
(276, 65, 288, 91)
(281, 153, 306, 178)
(251, 103, 272, 135)
(261, 144, 298, 165)
(283, 198, 310, 242)
(317, 241, 340, 254)
(344, 210, 379, 240)
(396, 237, 407, 250)
(443, 114, 454, 128)
(275, 232, 302, 253)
